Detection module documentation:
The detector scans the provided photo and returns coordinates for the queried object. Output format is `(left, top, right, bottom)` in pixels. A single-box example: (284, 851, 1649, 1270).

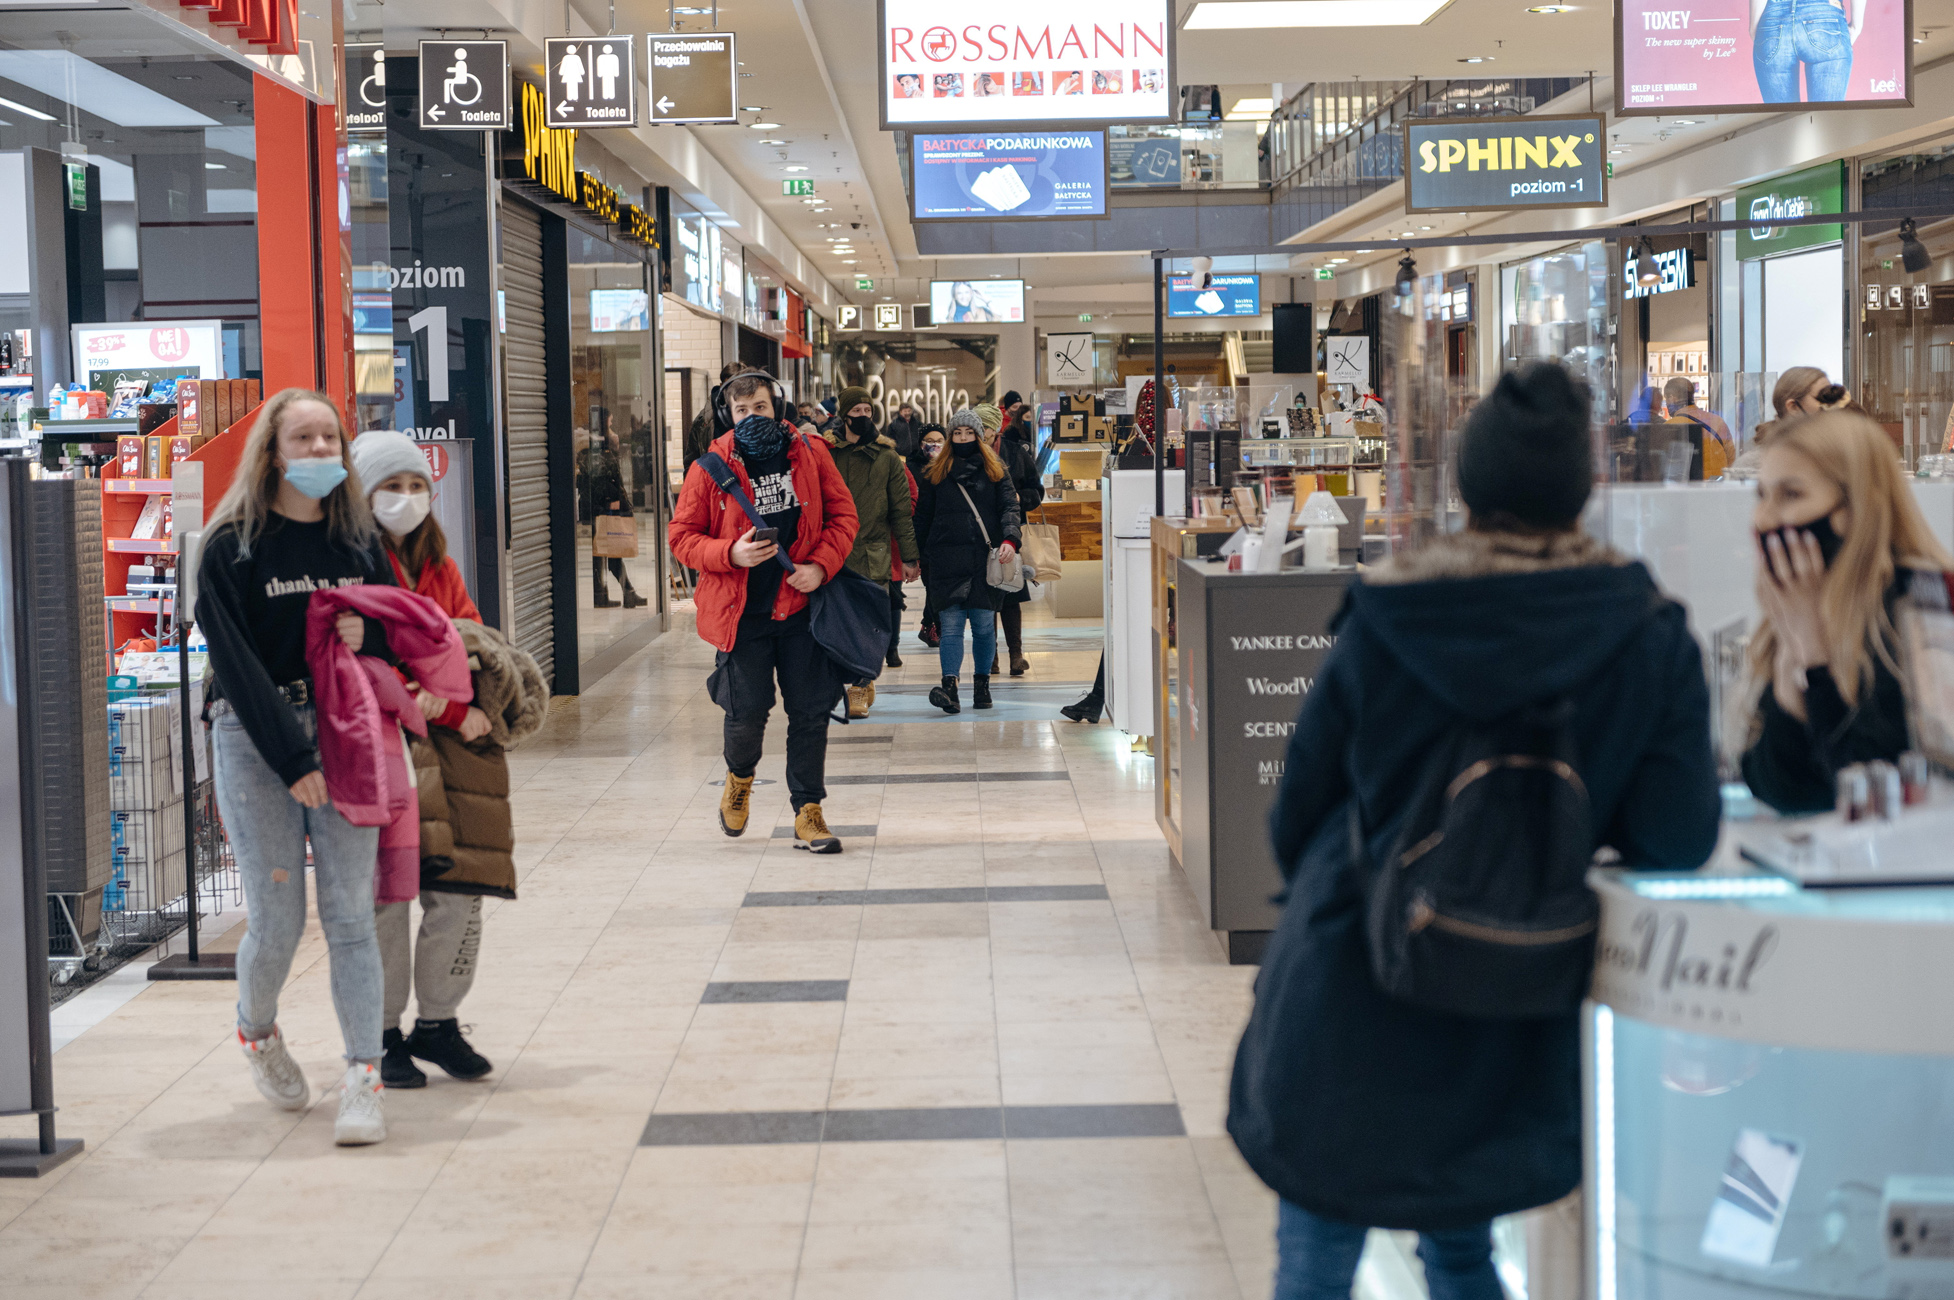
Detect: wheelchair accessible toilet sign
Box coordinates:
(418, 40, 511, 131)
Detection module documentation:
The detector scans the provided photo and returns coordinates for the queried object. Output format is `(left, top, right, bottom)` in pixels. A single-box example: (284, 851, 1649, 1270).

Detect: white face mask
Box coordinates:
(371, 489, 432, 537)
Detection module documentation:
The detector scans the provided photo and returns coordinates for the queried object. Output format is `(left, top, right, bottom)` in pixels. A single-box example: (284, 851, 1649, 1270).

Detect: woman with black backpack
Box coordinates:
(1228, 364, 1720, 1298)
(913, 408, 1022, 713)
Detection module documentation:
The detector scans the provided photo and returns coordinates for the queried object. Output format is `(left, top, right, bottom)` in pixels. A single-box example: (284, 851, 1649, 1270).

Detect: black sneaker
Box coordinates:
(404, 1018, 493, 1081)
(381, 1026, 426, 1089)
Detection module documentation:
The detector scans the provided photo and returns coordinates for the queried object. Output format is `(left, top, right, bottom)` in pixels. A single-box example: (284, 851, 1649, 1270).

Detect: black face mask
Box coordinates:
(733, 413, 788, 462)
(950, 438, 980, 459)
(1760, 512, 1846, 568)
(847, 415, 876, 442)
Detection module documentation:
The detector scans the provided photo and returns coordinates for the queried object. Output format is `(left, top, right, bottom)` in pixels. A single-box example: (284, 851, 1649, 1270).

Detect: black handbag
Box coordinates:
(695, 448, 890, 705)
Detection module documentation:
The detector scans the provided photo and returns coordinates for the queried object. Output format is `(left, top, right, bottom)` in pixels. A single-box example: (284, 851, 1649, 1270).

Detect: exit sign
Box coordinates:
(1078, 313, 1092, 322)
(854, 276, 874, 291)
(782, 179, 814, 196)
(1313, 268, 1334, 281)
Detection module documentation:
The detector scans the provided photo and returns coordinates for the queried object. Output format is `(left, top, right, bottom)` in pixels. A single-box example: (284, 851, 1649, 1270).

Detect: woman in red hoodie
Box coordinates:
(349, 431, 497, 1092)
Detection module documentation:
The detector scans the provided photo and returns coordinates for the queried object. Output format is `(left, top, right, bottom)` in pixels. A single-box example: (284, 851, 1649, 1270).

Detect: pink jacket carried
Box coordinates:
(305, 585, 470, 905)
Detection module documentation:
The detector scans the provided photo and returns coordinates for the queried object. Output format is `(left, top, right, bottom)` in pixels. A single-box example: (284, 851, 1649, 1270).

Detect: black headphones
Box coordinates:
(711, 370, 788, 433)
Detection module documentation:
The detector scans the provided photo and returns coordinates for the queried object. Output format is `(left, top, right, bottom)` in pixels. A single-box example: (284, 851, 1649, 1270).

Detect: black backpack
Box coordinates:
(1351, 696, 1598, 1019)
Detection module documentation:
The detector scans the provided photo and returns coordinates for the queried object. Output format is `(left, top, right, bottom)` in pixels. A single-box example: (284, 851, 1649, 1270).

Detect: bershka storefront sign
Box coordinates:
(878, 0, 1175, 129)
(509, 83, 657, 247)
(1404, 114, 1607, 214)
(1589, 875, 1954, 1055)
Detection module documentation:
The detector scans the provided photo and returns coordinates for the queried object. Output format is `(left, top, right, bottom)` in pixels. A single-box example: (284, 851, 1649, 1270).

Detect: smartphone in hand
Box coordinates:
(753, 527, 779, 544)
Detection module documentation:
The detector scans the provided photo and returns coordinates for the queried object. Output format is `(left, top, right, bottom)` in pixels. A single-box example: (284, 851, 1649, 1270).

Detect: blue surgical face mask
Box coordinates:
(282, 456, 349, 500)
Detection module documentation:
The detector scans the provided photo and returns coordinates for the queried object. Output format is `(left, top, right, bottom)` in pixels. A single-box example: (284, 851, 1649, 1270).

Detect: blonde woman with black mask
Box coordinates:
(1741, 410, 1954, 811)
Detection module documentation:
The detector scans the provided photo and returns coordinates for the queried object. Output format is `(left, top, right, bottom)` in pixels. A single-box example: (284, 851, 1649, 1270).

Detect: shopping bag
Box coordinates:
(1022, 521, 1063, 582)
(592, 514, 638, 558)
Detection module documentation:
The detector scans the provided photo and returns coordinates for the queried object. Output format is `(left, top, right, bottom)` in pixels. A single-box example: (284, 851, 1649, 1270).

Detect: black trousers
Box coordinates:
(592, 556, 633, 591)
(716, 611, 838, 810)
(999, 600, 1023, 657)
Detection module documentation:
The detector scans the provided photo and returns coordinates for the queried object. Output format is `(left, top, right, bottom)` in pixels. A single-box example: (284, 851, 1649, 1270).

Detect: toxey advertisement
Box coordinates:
(1617, 0, 1910, 113)
(880, 0, 1174, 127)
(911, 131, 1107, 220)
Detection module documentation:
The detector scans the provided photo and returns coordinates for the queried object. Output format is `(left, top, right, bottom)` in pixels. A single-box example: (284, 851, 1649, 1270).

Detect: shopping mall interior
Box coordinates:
(4, 0, 1954, 1295)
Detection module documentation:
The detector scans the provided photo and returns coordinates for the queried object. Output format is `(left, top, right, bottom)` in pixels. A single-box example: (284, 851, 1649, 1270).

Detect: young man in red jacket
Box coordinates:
(668, 371, 859, 852)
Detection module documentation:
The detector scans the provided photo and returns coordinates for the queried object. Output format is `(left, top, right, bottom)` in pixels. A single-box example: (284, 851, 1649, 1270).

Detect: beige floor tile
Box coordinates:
(797, 1216, 1013, 1271)
(366, 1226, 603, 1279)
(1015, 1262, 1248, 1299)
(149, 1230, 395, 1284)
(624, 1143, 819, 1187)
(582, 1220, 806, 1276)
(357, 1280, 577, 1300)
(1012, 1211, 1232, 1267)
(572, 1272, 795, 1299)
(790, 1265, 1015, 1299)
(805, 1175, 1009, 1225)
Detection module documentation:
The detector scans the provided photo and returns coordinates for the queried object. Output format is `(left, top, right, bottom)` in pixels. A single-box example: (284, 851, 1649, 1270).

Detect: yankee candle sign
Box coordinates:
(880, 0, 1174, 127)
(1617, 0, 1909, 113)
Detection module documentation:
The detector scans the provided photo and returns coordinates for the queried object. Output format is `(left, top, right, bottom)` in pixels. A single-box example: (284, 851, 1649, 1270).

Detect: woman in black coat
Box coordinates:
(980, 404, 1044, 676)
(1229, 365, 1720, 1299)
(914, 409, 1021, 714)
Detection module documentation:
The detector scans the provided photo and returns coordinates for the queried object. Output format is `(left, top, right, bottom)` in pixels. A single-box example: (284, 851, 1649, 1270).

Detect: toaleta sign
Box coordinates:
(878, 0, 1175, 130)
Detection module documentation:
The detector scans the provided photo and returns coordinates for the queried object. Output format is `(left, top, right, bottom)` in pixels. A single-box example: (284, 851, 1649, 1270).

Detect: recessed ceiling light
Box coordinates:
(205, 162, 225, 170)
(673, 5, 709, 12)
(758, 138, 787, 145)
(1671, 118, 1701, 125)
(801, 197, 821, 204)
(749, 121, 781, 130)
(1400, 230, 1415, 237)
(173, 74, 199, 81)
(784, 164, 808, 171)
(0, 95, 55, 122)
(812, 206, 831, 212)
(1329, 257, 1349, 263)
(741, 105, 764, 112)
(1186, 0, 1448, 26)
(1458, 55, 1494, 62)
(1355, 249, 1373, 253)
(1419, 225, 1432, 230)
(1526, 4, 1574, 11)
(842, 259, 857, 264)
(1608, 148, 1629, 155)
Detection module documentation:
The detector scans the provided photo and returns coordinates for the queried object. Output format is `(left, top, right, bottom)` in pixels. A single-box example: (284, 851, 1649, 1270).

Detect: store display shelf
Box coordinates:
(105, 479, 173, 494)
(107, 597, 174, 614)
(107, 538, 175, 554)
(41, 418, 138, 439)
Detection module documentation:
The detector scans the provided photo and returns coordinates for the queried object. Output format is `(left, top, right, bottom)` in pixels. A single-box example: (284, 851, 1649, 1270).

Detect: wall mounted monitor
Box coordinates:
(589, 289, 649, 332)
(911, 130, 1109, 220)
(1615, 0, 1910, 115)
(879, 0, 1175, 129)
(929, 278, 1026, 322)
(1168, 274, 1260, 318)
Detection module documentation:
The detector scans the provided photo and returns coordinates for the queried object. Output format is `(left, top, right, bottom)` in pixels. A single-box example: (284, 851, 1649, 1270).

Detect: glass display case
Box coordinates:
(1587, 866, 1954, 1300)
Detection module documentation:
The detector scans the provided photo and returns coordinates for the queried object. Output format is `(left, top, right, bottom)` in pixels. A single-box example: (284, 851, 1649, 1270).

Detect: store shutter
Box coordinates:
(500, 200, 554, 689)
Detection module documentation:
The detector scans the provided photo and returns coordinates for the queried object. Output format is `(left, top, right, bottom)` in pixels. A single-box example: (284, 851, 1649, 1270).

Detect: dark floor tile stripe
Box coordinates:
(1004, 1104, 1186, 1139)
(741, 884, 1109, 908)
(640, 1111, 824, 1146)
(770, 824, 877, 839)
(701, 980, 850, 1004)
(827, 734, 895, 744)
(827, 771, 1070, 785)
(640, 1103, 1185, 1146)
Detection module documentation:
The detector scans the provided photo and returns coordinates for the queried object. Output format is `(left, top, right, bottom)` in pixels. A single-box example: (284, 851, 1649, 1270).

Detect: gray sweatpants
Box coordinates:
(377, 892, 483, 1029)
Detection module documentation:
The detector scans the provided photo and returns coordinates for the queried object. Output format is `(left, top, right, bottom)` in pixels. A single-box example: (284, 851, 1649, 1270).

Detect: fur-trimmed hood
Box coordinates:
(1344, 528, 1666, 722)
(456, 619, 549, 747)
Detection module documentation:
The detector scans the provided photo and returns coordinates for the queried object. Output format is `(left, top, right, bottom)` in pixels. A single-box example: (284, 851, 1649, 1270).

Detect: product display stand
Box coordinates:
(0, 460, 83, 1176)
(148, 563, 231, 981)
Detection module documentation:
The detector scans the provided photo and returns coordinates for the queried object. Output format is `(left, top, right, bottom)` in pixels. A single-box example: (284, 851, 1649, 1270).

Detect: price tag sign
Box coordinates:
(417, 40, 510, 130)
(544, 37, 636, 127)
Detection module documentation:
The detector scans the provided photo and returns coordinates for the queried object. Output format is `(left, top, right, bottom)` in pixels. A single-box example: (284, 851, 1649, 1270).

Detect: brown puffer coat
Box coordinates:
(414, 619, 550, 899)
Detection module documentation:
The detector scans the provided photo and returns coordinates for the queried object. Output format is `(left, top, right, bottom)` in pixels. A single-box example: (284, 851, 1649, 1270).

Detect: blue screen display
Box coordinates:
(911, 131, 1106, 221)
(1168, 274, 1261, 318)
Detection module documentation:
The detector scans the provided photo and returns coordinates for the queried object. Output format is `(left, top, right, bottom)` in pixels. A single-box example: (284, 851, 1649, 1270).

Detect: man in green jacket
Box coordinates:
(828, 385, 918, 718)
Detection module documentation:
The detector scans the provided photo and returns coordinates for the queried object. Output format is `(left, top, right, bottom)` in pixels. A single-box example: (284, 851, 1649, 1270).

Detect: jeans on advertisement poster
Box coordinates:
(1753, 0, 1853, 102)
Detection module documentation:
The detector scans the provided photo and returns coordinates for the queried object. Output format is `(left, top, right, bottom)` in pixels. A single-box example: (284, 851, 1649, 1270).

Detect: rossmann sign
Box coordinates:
(1403, 113, 1608, 214)
(879, 0, 1174, 129)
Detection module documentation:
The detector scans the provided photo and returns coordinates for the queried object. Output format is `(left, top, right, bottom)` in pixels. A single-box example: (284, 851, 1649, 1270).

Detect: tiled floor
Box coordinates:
(0, 596, 1344, 1299)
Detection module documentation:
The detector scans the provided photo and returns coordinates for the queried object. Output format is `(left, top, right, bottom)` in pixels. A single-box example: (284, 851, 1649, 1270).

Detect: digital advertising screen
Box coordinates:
(589, 289, 650, 333)
(911, 131, 1108, 220)
(879, 0, 1175, 129)
(1167, 274, 1260, 318)
(929, 279, 1026, 323)
(1616, 0, 1910, 115)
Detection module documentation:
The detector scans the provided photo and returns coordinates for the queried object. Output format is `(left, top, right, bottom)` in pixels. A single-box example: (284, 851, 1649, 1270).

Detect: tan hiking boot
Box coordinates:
(865, 682, 876, 706)
(793, 802, 842, 854)
(846, 685, 871, 719)
(719, 772, 754, 836)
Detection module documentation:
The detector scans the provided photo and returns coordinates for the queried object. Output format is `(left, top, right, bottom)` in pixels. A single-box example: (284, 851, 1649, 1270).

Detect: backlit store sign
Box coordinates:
(1404, 114, 1607, 213)
(1625, 247, 1695, 298)
(878, 0, 1176, 129)
(510, 83, 656, 247)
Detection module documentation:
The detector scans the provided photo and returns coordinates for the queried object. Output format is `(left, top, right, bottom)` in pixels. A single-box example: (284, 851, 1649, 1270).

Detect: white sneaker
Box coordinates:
(334, 1063, 387, 1146)
(238, 1026, 309, 1111)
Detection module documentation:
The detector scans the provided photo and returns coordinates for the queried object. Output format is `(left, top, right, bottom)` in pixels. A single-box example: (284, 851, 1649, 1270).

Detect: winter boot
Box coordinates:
(1009, 652, 1030, 676)
(793, 802, 843, 854)
(592, 585, 618, 608)
(381, 1026, 426, 1089)
(1060, 696, 1104, 724)
(886, 645, 903, 668)
(846, 685, 871, 719)
(404, 1017, 493, 1081)
(719, 772, 754, 836)
(622, 585, 648, 609)
(929, 675, 961, 714)
(972, 675, 994, 709)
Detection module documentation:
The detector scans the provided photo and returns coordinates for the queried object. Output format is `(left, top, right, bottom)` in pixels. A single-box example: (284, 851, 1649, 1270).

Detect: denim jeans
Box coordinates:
(1753, 0, 1853, 102)
(213, 701, 384, 1063)
(938, 604, 996, 677)
(1274, 1200, 1504, 1300)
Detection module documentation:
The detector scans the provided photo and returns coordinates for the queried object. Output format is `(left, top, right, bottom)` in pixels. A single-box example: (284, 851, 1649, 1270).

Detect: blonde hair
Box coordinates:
(924, 433, 1007, 484)
(1772, 367, 1830, 418)
(205, 389, 377, 557)
(1747, 411, 1954, 714)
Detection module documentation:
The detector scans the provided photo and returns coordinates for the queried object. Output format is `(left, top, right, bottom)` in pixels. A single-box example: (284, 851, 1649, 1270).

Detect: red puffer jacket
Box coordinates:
(668, 429, 859, 651)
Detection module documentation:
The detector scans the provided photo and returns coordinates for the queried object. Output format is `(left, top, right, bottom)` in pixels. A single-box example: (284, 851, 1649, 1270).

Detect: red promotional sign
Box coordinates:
(179, 0, 300, 56)
(419, 442, 450, 483)
(149, 328, 191, 362)
(1616, 0, 1911, 114)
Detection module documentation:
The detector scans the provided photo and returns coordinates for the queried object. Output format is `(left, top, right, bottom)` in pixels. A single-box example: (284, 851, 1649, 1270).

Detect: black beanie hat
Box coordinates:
(1456, 362, 1594, 528)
